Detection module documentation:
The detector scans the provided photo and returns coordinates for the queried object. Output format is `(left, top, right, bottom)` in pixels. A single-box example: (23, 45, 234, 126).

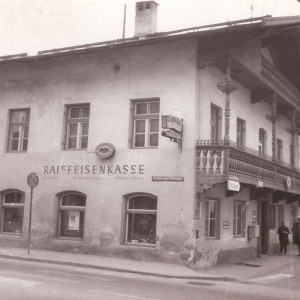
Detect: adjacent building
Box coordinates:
(1, 1, 300, 268)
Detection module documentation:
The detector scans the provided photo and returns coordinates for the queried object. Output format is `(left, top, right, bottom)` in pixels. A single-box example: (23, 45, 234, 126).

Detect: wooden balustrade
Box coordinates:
(196, 140, 300, 194)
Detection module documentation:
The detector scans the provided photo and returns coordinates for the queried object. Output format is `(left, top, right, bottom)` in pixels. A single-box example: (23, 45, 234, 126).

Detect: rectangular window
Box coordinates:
(205, 199, 219, 238)
(236, 118, 245, 147)
(270, 205, 284, 229)
(233, 201, 245, 237)
(277, 139, 283, 161)
(8, 110, 30, 152)
(210, 107, 218, 140)
(132, 100, 159, 148)
(66, 105, 90, 150)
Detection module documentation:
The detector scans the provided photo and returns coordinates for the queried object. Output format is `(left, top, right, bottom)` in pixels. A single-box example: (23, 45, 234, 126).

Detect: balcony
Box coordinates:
(196, 140, 300, 196)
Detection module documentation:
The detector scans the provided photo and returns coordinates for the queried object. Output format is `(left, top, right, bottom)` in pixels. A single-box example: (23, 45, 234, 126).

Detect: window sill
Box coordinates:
(131, 147, 158, 150)
(123, 242, 156, 248)
(6, 151, 27, 154)
(0, 233, 22, 238)
(52, 238, 84, 243)
(233, 235, 246, 239)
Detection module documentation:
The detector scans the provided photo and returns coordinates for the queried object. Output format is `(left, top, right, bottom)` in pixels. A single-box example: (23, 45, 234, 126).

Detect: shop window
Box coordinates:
(1, 191, 25, 234)
(58, 193, 86, 239)
(8, 110, 30, 152)
(132, 100, 159, 148)
(236, 118, 245, 147)
(270, 204, 284, 229)
(125, 194, 157, 245)
(205, 198, 220, 238)
(233, 201, 245, 237)
(65, 105, 90, 150)
(210, 104, 222, 141)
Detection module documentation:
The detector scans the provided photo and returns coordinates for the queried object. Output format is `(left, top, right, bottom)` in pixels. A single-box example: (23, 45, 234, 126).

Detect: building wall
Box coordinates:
(0, 39, 200, 262)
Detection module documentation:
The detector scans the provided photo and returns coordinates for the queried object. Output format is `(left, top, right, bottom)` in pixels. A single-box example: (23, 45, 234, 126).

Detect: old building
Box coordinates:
(1, 1, 300, 268)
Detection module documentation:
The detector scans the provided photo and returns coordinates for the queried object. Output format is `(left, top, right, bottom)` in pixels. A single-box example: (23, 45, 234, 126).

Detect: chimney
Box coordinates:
(134, 1, 159, 37)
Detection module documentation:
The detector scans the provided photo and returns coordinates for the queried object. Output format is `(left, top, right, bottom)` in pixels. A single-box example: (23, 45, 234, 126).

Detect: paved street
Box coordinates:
(0, 258, 300, 300)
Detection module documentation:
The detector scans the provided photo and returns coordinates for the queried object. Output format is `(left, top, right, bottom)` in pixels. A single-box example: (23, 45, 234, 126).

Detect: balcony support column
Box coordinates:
(217, 55, 238, 144)
(266, 93, 280, 160)
(287, 109, 300, 167)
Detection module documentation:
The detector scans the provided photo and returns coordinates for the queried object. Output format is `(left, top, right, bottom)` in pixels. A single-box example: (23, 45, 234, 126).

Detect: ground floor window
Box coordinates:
(233, 201, 245, 237)
(205, 198, 219, 238)
(125, 194, 157, 245)
(58, 193, 86, 239)
(270, 204, 284, 229)
(1, 191, 25, 234)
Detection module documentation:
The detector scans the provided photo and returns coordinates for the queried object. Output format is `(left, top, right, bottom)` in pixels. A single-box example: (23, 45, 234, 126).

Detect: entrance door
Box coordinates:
(261, 201, 269, 255)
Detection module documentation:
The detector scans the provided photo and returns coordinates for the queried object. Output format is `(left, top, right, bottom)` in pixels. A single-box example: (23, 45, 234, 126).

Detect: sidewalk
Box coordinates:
(0, 245, 299, 282)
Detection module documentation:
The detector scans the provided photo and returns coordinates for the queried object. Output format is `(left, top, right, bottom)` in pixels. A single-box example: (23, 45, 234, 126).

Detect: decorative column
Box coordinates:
(266, 93, 280, 160)
(217, 55, 238, 144)
(287, 109, 300, 167)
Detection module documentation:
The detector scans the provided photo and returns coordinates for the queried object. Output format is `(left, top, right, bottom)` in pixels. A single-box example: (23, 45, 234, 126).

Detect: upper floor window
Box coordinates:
(8, 110, 30, 152)
(58, 193, 86, 239)
(133, 100, 159, 148)
(66, 106, 90, 150)
(277, 138, 283, 161)
(205, 198, 219, 238)
(236, 118, 245, 147)
(1, 191, 25, 234)
(210, 104, 221, 141)
(259, 128, 266, 155)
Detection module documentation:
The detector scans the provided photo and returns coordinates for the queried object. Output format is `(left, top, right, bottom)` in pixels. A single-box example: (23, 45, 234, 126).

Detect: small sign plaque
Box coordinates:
(152, 176, 184, 182)
(223, 221, 230, 229)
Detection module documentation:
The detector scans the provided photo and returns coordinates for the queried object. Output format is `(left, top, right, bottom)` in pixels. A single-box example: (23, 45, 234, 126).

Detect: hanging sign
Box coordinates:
(227, 180, 240, 191)
(161, 115, 183, 133)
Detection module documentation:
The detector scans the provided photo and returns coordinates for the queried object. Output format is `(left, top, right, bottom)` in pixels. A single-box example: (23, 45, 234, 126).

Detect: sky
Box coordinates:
(1, 0, 300, 56)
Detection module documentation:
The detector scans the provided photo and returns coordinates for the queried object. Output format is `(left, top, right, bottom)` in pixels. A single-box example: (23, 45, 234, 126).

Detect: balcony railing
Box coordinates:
(196, 140, 300, 194)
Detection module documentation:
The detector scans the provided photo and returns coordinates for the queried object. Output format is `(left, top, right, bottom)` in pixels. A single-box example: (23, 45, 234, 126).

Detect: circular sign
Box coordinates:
(286, 176, 292, 189)
(27, 173, 39, 188)
(95, 143, 116, 159)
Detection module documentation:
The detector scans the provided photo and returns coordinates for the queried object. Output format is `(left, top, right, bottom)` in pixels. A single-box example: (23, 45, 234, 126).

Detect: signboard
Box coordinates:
(227, 180, 240, 191)
(223, 221, 230, 229)
(68, 211, 80, 230)
(161, 130, 181, 140)
(253, 211, 257, 225)
(27, 173, 39, 188)
(283, 176, 292, 189)
(152, 176, 184, 182)
(161, 115, 183, 133)
(257, 180, 263, 188)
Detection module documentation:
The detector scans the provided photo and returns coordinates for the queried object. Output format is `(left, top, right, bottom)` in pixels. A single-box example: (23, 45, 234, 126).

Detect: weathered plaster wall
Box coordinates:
(0, 39, 199, 262)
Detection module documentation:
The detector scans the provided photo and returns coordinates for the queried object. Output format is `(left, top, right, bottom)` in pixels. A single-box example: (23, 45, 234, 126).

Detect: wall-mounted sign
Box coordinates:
(161, 130, 181, 140)
(227, 180, 240, 191)
(257, 180, 263, 188)
(223, 221, 230, 229)
(95, 143, 116, 159)
(152, 176, 184, 182)
(253, 211, 257, 225)
(162, 115, 183, 133)
(283, 176, 292, 189)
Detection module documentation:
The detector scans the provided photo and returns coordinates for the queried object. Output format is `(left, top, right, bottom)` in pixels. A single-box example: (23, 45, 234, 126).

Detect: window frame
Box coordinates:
(270, 204, 284, 230)
(65, 105, 90, 150)
(236, 118, 246, 147)
(205, 198, 220, 239)
(277, 138, 283, 161)
(8, 109, 30, 152)
(258, 128, 266, 156)
(124, 194, 157, 246)
(1, 191, 25, 235)
(131, 99, 160, 149)
(233, 201, 246, 237)
(57, 192, 86, 240)
(210, 104, 222, 141)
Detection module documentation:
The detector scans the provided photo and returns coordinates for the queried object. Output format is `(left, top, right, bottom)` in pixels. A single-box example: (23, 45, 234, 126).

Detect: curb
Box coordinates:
(0, 254, 238, 282)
